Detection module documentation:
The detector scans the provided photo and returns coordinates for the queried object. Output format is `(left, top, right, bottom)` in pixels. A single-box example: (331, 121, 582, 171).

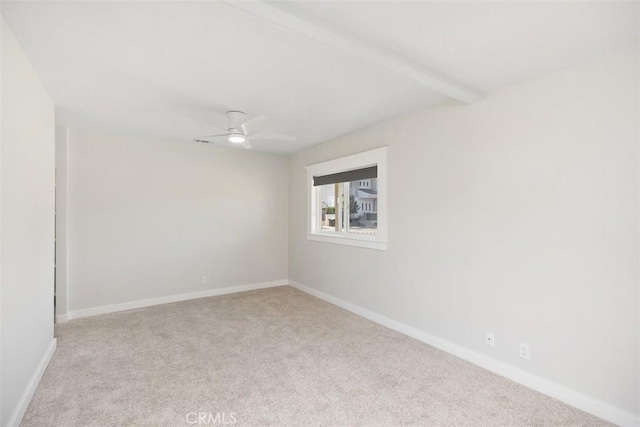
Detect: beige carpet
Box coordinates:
(22, 286, 609, 426)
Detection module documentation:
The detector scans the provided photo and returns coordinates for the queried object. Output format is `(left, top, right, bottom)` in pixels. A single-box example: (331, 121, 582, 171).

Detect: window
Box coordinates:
(306, 147, 387, 250)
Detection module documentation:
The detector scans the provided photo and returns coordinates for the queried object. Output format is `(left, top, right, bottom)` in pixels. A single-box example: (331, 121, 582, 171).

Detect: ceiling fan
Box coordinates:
(193, 110, 296, 150)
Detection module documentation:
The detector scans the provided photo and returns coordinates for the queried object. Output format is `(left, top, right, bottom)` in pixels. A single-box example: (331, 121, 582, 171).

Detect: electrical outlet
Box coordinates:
(485, 332, 495, 347)
(200, 275, 207, 285)
(519, 343, 530, 360)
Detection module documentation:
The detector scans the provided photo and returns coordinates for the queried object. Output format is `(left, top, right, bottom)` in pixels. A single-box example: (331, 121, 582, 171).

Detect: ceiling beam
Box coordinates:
(221, 1, 484, 104)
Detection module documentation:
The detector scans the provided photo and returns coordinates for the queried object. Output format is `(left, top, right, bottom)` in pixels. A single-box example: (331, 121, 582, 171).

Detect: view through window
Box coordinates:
(319, 178, 378, 236)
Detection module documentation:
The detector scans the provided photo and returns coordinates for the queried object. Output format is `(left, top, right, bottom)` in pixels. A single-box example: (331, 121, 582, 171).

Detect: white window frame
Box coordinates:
(305, 147, 387, 251)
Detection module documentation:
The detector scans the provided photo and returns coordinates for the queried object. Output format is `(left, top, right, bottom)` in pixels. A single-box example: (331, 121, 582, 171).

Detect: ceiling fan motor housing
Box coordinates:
(227, 110, 246, 132)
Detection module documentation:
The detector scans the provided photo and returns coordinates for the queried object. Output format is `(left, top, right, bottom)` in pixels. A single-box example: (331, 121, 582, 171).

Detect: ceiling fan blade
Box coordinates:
(249, 132, 297, 141)
(208, 124, 231, 133)
(199, 133, 230, 138)
(241, 115, 268, 134)
(195, 133, 229, 139)
(241, 140, 253, 150)
(185, 117, 229, 133)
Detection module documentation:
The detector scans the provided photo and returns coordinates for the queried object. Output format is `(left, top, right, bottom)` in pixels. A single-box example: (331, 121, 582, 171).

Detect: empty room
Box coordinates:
(1, 1, 639, 426)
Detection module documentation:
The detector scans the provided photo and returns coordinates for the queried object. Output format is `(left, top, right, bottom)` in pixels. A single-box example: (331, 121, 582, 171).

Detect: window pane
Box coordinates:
(319, 183, 338, 232)
(347, 178, 377, 235)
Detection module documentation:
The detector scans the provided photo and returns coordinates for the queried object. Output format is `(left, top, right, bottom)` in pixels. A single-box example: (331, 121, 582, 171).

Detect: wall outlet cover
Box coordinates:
(519, 343, 531, 360)
(485, 332, 495, 347)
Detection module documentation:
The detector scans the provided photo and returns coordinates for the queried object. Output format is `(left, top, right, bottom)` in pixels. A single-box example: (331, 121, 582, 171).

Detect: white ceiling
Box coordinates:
(278, 1, 639, 93)
(2, 1, 638, 153)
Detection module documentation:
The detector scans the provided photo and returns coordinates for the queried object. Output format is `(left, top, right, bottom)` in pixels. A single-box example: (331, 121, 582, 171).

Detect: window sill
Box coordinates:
(306, 233, 387, 251)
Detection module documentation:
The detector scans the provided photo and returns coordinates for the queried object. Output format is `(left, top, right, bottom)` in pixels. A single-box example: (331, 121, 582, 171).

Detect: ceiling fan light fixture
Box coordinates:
(228, 133, 246, 144)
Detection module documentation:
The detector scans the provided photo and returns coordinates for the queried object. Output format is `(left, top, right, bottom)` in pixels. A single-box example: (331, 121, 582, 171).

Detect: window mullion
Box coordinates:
(334, 183, 341, 232)
(344, 182, 350, 235)
(315, 187, 322, 233)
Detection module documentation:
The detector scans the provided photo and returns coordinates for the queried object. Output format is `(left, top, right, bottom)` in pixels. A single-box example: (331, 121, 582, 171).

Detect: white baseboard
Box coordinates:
(288, 280, 639, 427)
(7, 338, 57, 427)
(60, 280, 288, 322)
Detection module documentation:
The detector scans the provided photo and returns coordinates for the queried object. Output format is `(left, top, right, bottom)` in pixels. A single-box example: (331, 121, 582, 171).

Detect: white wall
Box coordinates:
(61, 130, 288, 314)
(1, 19, 55, 426)
(55, 127, 68, 320)
(289, 47, 639, 419)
